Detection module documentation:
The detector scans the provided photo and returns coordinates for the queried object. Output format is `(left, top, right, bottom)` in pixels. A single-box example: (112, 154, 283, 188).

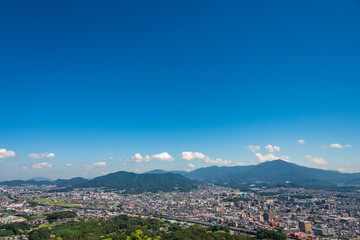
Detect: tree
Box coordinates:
(127, 229, 161, 240)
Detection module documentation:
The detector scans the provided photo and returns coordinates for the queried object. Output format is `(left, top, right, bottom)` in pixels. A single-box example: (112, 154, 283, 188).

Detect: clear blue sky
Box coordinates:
(0, 0, 359, 180)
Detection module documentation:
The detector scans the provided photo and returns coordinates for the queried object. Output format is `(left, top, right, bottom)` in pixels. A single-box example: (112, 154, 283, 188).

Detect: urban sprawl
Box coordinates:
(1, 185, 359, 239)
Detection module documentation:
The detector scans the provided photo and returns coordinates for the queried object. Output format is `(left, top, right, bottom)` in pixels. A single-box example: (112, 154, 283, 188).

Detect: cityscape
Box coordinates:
(0, 181, 360, 239)
(1, 0, 359, 239)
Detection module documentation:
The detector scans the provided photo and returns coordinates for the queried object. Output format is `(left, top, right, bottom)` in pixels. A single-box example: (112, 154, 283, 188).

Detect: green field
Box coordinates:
(33, 198, 81, 207)
(32, 223, 53, 230)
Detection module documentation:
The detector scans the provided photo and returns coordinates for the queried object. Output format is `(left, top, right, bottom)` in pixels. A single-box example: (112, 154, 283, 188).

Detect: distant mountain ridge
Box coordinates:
(145, 160, 360, 188)
(0, 172, 197, 193)
(29, 177, 54, 182)
(1, 160, 360, 191)
(76, 172, 196, 193)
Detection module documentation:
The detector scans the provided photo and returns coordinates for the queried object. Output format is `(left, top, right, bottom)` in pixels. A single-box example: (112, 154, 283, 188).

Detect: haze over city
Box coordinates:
(1, 1, 359, 181)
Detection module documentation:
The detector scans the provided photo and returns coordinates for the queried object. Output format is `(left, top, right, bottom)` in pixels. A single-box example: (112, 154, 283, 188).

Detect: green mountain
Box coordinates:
(0, 180, 54, 186)
(2, 160, 360, 191)
(75, 171, 197, 193)
(146, 160, 360, 188)
(55, 177, 89, 187)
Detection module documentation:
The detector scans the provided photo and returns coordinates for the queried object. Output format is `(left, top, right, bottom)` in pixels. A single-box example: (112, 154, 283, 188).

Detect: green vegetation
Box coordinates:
(28, 228, 51, 240)
(46, 211, 77, 222)
(33, 198, 81, 207)
(26, 214, 285, 240)
(78, 172, 197, 194)
(127, 229, 160, 240)
(208, 225, 230, 233)
(163, 225, 252, 240)
(32, 223, 53, 230)
(255, 229, 287, 240)
(0, 222, 30, 237)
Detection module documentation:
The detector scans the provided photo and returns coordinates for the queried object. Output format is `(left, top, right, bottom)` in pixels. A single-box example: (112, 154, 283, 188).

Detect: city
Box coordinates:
(1, 0, 359, 239)
(1, 183, 359, 239)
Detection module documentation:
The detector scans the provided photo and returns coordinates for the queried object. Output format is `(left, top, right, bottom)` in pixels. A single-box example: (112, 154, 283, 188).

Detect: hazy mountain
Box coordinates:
(0, 180, 54, 186)
(55, 177, 89, 187)
(145, 160, 360, 188)
(144, 166, 255, 181)
(2, 160, 360, 190)
(225, 160, 351, 186)
(144, 169, 188, 175)
(184, 165, 255, 182)
(29, 177, 54, 182)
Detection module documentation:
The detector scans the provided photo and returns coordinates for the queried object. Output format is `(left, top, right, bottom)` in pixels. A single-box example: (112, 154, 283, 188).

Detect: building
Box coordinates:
(264, 212, 276, 221)
(0, 215, 26, 224)
(299, 221, 312, 233)
(313, 228, 335, 237)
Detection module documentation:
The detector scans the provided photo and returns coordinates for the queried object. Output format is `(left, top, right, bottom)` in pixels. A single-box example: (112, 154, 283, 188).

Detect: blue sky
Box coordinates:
(0, 0, 359, 180)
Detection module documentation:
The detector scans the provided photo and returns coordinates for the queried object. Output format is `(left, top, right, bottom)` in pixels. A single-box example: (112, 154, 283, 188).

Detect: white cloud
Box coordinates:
(27, 152, 55, 159)
(93, 161, 107, 167)
(28, 153, 44, 159)
(306, 155, 328, 165)
(151, 152, 174, 161)
(281, 155, 291, 161)
(0, 149, 16, 159)
(246, 145, 260, 153)
(123, 152, 173, 163)
(188, 163, 196, 168)
(108, 157, 114, 160)
(86, 161, 107, 170)
(255, 153, 289, 163)
(21, 166, 28, 170)
(298, 139, 305, 145)
(32, 162, 53, 169)
(330, 143, 343, 149)
(65, 163, 73, 167)
(265, 145, 280, 152)
(323, 143, 350, 149)
(131, 153, 151, 163)
(203, 157, 232, 165)
(181, 152, 207, 161)
(46, 153, 55, 158)
(2, 163, 11, 167)
(234, 162, 246, 166)
(255, 153, 277, 162)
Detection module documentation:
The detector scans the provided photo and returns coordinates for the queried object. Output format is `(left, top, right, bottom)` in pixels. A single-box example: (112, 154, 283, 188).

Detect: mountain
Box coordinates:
(0, 180, 54, 186)
(75, 171, 197, 193)
(144, 166, 255, 181)
(0, 172, 196, 193)
(224, 160, 350, 186)
(1, 160, 359, 191)
(145, 160, 360, 189)
(184, 165, 255, 182)
(55, 177, 89, 187)
(145, 169, 188, 175)
(29, 177, 54, 182)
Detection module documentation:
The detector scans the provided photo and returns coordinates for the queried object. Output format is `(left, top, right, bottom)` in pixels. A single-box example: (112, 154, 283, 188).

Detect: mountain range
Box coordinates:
(146, 160, 360, 188)
(0, 172, 196, 193)
(1, 160, 360, 192)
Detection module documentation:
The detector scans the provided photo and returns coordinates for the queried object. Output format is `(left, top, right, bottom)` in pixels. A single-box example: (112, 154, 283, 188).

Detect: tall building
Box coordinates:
(264, 212, 277, 221)
(299, 221, 312, 233)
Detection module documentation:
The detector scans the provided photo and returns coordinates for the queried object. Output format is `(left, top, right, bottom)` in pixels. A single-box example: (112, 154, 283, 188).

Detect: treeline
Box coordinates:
(46, 211, 77, 222)
(0, 222, 30, 237)
(27, 214, 287, 240)
(29, 215, 167, 240)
